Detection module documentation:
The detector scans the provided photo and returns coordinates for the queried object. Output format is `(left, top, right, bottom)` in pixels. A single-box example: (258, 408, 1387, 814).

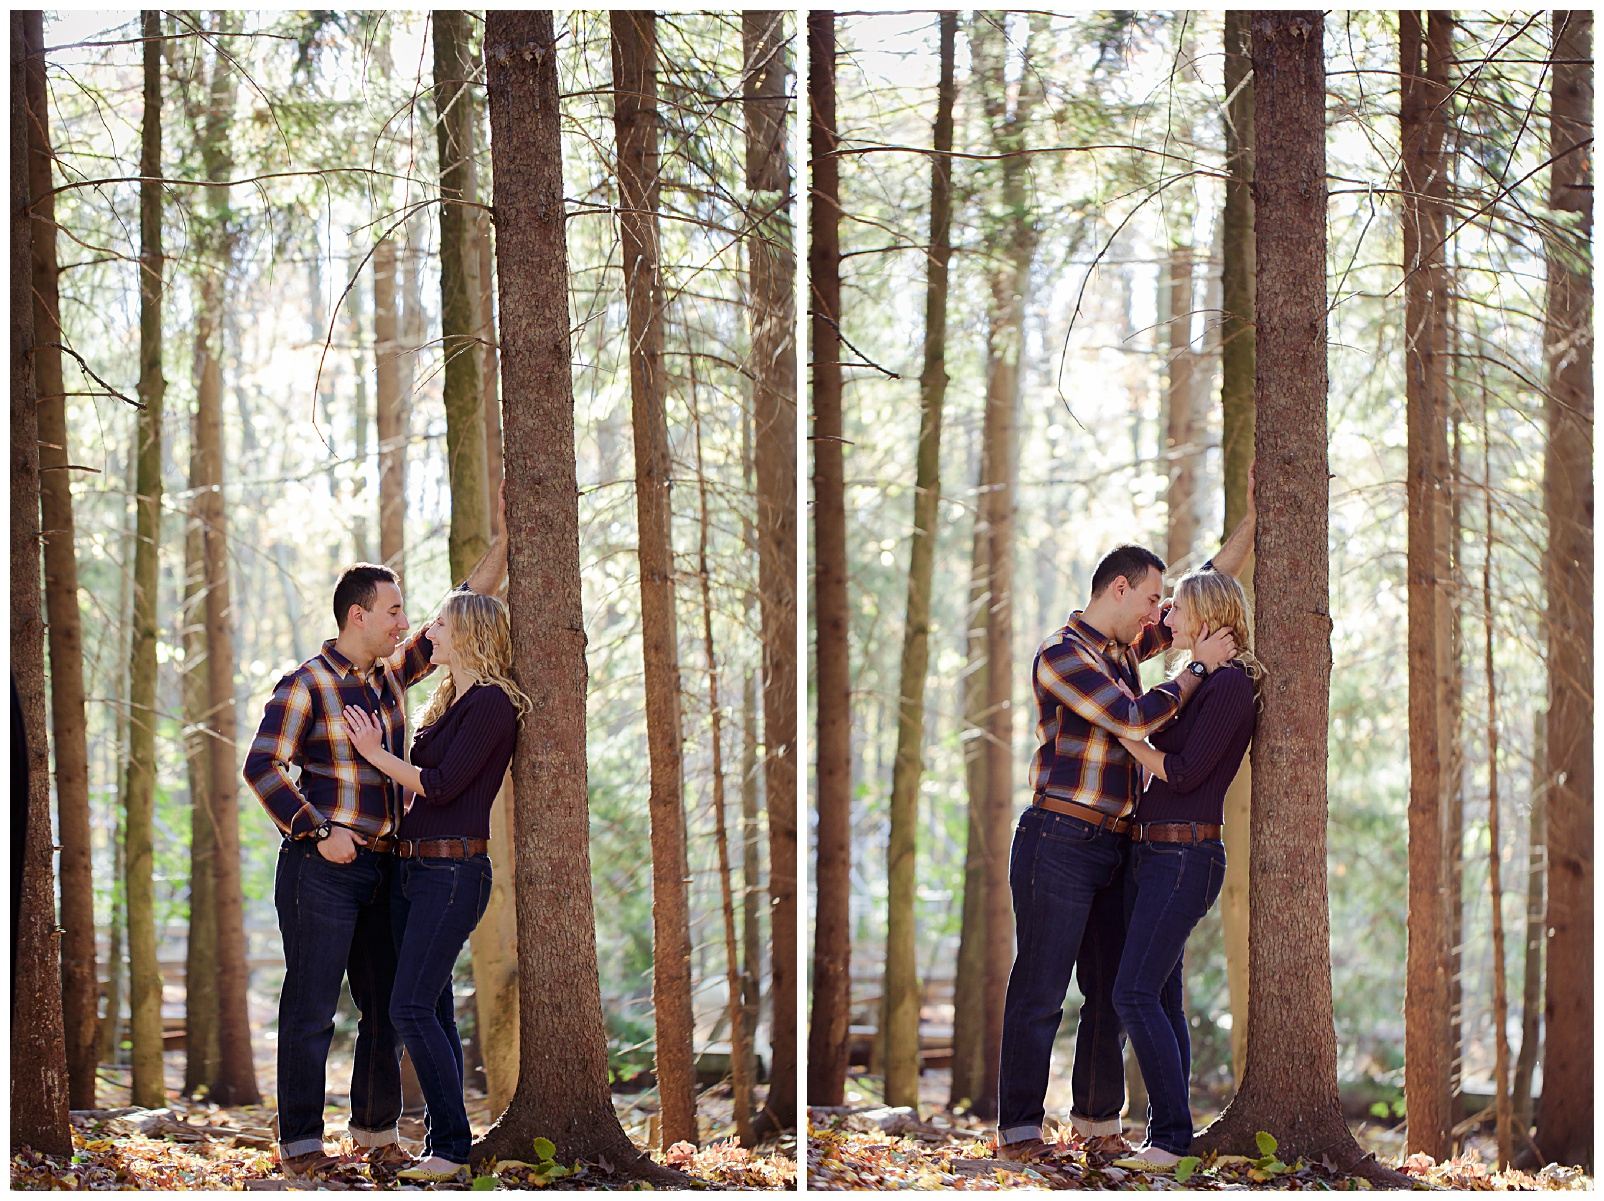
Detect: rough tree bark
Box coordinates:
(1400, 9, 1454, 1160)
(806, 8, 853, 1110)
(435, 8, 489, 583)
(23, 8, 97, 1112)
(11, 9, 73, 1156)
(1191, 16, 1407, 1187)
(125, 10, 168, 1110)
(883, 9, 955, 1112)
(610, 10, 696, 1147)
(1218, 5, 1256, 1086)
(472, 14, 681, 1179)
(374, 237, 406, 582)
(744, 8, 798, 1135)
(1535, 8, 1593, 1172)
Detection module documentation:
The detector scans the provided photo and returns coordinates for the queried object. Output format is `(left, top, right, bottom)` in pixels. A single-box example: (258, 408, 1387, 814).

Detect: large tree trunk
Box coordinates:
(125, 10, 168, 1109)
(1400, 9, 1455, 1160)
(374, 237, 406, 580)
(1192, 17, 1406, 1186)
(473, 14, 678, 1179)
(806, 8, 853, 1110)
(969, 11, 1043, 1119)
(883, 11, 956, 1112)
(1535, 9, 1593, 1172)
(191, 19, 258, 1106)
(1217, 6, 1256, 1087)
(23, 8, 97, 1111)
(11, 10, 72, 1155)
(745, 9, 797, 1136)
(949, 514, 990, 1111)
(610, 11, 696, 1148)
(435, 9, 489, 583)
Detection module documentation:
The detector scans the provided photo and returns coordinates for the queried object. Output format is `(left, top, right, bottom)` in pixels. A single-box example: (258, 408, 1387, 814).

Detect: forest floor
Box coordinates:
(806, 1072, 1592, 1191)
(10, 1047, 796, 1191)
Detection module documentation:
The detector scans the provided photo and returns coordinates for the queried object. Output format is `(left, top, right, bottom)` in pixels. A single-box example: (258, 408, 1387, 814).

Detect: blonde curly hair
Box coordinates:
(414, 591, 532, 730)
(1173, 568, 1265, 691)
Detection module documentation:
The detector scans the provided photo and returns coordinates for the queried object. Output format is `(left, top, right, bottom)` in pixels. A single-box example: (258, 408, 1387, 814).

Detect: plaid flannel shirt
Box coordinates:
(244, 629, 437, 840)
(1028, 609, 1180, 820)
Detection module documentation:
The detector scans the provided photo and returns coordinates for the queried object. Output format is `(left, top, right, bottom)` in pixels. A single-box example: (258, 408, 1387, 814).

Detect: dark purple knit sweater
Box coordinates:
(398, 682, 517, 841)
(1130, 662, 1256, 828)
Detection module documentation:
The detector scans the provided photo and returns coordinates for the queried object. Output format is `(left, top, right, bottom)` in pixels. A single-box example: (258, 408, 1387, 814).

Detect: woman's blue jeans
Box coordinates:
(389, 855, 492, 1165)
(1112, 838, 1226, 1156)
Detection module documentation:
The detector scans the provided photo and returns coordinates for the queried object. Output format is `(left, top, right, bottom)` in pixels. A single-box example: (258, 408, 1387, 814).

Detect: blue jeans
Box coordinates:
(273, 841, 402, 1158)
(389, 855, 492, 1165)
(1112, 839, 1227, 1155)
(997, 807, 1131, 1142)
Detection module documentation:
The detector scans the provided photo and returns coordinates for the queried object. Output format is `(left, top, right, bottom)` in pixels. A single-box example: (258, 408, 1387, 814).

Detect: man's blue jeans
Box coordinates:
(997, 807, 1131, 1143)
(1112, 839, 1226, 1155)
(273, 841, 402, 1159)
(389, 855, 492, 1165)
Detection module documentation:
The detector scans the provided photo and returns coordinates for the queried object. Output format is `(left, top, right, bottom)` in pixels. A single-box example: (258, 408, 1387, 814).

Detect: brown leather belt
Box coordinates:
(1130, 822, 1222, 845)
(1031, 793, 1131, 835)
(396, 838, 489, 860)
(367, 835, 396, 855)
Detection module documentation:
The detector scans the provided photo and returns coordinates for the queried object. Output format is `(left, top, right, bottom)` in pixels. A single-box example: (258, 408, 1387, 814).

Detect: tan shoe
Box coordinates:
(364, 1141, 417, 1179)
(994, 1137, 1074, 1164)
(279, 1149, 343, 1179)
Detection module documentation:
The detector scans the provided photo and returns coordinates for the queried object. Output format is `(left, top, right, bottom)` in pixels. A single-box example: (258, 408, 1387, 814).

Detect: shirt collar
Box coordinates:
(1067, 612, 1123, 655)
(319, 638, 387, 685)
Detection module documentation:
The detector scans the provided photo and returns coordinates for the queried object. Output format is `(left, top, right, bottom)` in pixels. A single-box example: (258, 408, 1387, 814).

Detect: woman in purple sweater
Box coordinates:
(1110, 569, 1260, 1169)
(342, 591, 527, 1182)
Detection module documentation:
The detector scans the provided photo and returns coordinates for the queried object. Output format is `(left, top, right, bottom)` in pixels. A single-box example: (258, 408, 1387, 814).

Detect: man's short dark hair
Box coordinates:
(333, 564, 399, 630)
(1090, 544, 1166, 598)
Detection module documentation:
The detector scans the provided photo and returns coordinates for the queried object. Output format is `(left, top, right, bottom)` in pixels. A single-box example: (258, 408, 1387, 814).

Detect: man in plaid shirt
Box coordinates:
(995, 490, 1255, 1162)
(245, 527, 505, 1178)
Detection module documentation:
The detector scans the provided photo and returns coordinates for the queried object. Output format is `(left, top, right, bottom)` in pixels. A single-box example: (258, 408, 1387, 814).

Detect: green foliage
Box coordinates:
(470, 1174, 498, 1190)
(1255, 1131, 1277, 1158)
(1174, 1156, 1200, 1184)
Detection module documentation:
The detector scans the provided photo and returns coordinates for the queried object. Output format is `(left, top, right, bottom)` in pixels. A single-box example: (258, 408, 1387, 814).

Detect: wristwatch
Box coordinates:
(312, 820, 334, 841)
(1187, 660, 1210, 679)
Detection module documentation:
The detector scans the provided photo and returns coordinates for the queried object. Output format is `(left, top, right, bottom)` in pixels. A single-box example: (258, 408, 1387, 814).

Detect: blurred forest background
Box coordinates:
(16, 7, 796, 1167)
(806, 7, 1590, 1174)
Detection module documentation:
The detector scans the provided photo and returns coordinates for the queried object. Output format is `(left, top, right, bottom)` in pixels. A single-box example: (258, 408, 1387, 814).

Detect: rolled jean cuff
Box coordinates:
(1070, 1113, 1122, 1138)
(348, 1124, 399, 1148)
(279, 1137, 326, 1159)
(998, 1124, 1042, 1145)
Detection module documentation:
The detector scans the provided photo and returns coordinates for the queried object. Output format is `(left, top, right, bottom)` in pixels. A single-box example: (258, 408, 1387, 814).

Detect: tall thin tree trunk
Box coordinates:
(740, 664, 763, 1093)
(744, 9, 797, 1135)
(1192, 17, 1407, 1186)
(1482, 398, 1511, 1169)
(1535, 9, 1593, 1171)
(125, 10, 168, 1109)
(1164, 226, 1198, 566)
(11, 10, 72, 1154)
(970, 10, 1043, 1118)
(190, 18, 258, 1105)
(949, 514, 991, 1110)
(806, 9, 853, 1110)
(473, 15, 678, 1178)
(23, 8, 97, 1111)
(1218, 5, 1256, 1087)
(435, 9, 489, 583)
(103, 436, 137, 1067)
(1511, 711, 1544, 1140)
(374, 237, 405, 578)
(610, 11, 696, 1147)
(1400, 10, 1454, 1160)
(693, 394, 754, 1145)
(479, 215, 502, 505)
(182, 429, 220, 1096)
(883, 11, 955, 1112)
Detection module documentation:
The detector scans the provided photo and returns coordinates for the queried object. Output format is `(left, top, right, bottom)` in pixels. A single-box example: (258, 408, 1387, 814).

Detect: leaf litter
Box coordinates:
(807, 1107, 1594, 1191)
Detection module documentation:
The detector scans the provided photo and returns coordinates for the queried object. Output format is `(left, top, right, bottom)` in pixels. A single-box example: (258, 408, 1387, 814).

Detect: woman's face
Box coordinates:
(426, 613, 458, 669)
(1165, 592, 1200, 650)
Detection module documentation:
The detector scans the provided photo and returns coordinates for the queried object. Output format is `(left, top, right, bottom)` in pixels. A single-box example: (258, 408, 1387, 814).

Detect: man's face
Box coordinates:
(1111, 567, 1166, 646)
(350, 580, 408, 660)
